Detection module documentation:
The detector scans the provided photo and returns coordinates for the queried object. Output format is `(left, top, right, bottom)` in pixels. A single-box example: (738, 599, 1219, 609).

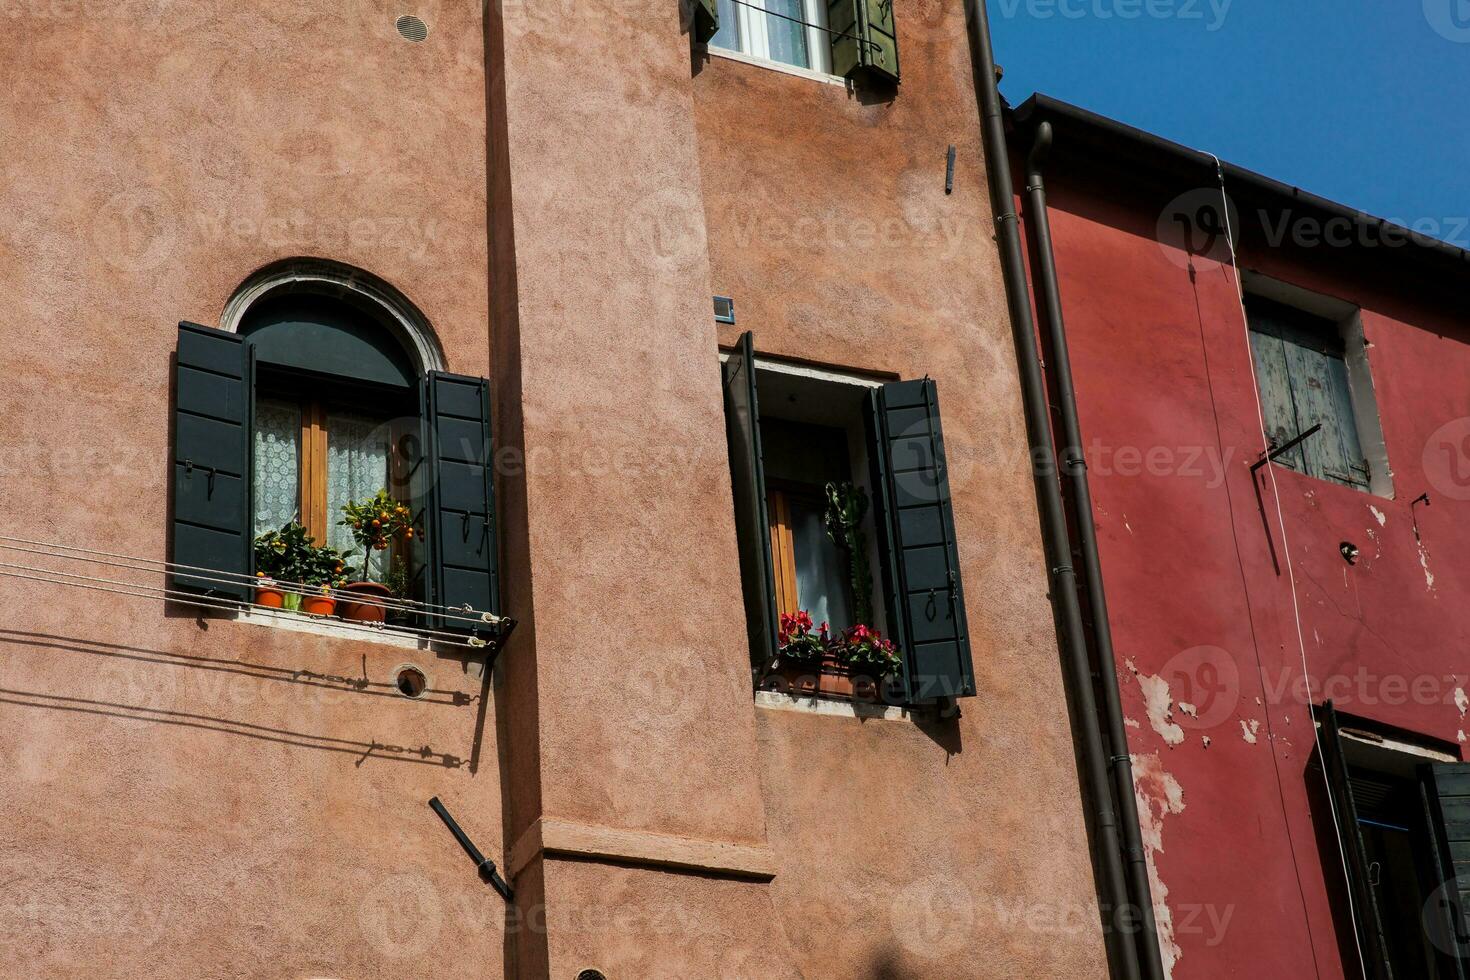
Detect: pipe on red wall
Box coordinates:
(966, 5, 1152, 979)
(1024, 121, 1167, 980)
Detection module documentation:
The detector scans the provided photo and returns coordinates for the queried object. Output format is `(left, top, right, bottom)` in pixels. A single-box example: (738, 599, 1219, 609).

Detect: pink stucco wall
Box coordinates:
(0, 1, 1104, 976)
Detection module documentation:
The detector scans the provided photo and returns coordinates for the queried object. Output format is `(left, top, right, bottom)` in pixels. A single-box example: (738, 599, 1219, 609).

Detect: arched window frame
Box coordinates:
(169, 259, 501, 639)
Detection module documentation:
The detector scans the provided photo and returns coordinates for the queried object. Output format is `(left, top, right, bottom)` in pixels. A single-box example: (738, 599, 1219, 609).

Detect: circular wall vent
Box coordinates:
(575, 971, 607, 980)
(395, 664, 428, 699)
(395, 14, 428, 42)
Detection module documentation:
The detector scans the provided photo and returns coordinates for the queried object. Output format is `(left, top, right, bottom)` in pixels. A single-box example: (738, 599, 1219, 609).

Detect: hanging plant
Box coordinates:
(824, 481, 874, 626)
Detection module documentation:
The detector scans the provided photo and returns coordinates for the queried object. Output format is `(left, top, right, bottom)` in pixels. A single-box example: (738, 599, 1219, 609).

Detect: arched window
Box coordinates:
(169, 261, 499, 637)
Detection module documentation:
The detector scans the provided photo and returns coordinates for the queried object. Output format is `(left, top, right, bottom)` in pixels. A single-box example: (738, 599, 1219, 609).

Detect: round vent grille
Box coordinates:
(395, 14, 428, 42)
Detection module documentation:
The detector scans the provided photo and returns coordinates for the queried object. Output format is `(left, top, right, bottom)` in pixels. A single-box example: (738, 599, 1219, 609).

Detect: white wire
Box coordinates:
(0, 533, 504, 624)
(0, 562, 492, 650)
(1208, 154, 1367, 980)
(0, 539, 496, 629)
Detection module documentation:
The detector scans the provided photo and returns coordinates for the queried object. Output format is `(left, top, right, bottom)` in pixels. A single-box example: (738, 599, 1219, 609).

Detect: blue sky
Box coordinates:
(990, 0, 1470, 245)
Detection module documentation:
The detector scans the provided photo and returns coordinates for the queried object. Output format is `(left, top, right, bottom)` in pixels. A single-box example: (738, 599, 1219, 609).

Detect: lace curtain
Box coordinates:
(326, 410, 390, 575)
(253, 398, 301, 538)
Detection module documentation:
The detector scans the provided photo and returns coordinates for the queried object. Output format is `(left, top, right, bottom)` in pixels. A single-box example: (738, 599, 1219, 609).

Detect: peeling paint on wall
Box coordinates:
(1128, 659, 1185, 746)
(1133, 752, 1185, 979)
(1454, 687, 1467, 719)
(1369, 505, 1387, 527)
(1240, 719, 1261, 744)
(1420, 538, 1437, 592)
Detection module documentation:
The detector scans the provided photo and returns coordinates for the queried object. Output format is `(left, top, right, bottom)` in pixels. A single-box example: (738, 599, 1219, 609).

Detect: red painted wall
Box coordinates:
(1027, 154, 1470, 979)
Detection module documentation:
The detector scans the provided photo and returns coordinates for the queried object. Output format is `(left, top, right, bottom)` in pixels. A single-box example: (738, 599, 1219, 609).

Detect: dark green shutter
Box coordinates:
(692, 0, 718, 43)
(827, 0, 899, 84)
(1421, 763, 1470, 974)
(422, 371, 499, 634)
(868, 379, 973, 702)
(722, 333, 778, 683)
(1318, 702, 1395, 980)
(171, 321, 252, 601)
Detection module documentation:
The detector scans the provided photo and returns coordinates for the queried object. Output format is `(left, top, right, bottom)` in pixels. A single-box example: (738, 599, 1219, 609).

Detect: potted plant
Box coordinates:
(253, 523, 354, 616)
(336, 489, 417, 622)
(769, 610, 902, 702)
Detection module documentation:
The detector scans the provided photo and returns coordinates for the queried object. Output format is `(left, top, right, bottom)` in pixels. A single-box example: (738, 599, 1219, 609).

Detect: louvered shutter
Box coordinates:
(722, 333, 778, 683)
(171, 322, 252, 601)
(1421, 763, 1470, 974)
(422, 372, 500, 634)
(827, 0, 899, 84)
(868, 379, 974, 702)
(1318, 702, 1395, 980)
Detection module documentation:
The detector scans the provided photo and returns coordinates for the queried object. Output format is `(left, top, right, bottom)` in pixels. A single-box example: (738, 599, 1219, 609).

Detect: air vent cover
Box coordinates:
(396, 14, 428, 42)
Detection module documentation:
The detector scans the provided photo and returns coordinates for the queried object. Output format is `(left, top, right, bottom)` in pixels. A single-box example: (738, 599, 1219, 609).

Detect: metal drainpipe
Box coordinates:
(1026, 121, 1167, 980)
(965, 5, 1139, 978)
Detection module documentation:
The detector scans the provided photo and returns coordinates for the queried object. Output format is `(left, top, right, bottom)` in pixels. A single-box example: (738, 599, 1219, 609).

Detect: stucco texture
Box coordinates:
(0, 2, 497, 977)
(1032, 146, 1470, 979)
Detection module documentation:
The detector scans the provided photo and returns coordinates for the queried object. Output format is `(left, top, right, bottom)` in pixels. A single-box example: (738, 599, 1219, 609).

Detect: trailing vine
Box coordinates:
(824, 481, 874, 626)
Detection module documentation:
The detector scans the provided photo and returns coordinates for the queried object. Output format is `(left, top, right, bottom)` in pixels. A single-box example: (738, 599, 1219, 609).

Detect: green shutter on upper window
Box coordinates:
(692, 0, 719, 42)
(171, 321, 253, 601)
(827, 0, 899, 84)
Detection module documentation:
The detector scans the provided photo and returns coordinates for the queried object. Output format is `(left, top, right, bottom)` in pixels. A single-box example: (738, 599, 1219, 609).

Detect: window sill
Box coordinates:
(755, 689, 907, 720)
(229, 606, 438, 651)
(702, 45, 851, 88)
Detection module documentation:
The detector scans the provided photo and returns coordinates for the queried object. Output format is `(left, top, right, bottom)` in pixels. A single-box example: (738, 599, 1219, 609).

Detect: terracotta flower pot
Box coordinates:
(255, 581, 285, 608)
(770, 654, 898, 703)
(301, 593, 336, 616)
(338, 581, 394, 623)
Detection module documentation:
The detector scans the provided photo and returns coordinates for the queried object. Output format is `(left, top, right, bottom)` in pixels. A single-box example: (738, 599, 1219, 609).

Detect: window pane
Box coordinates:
(789, 495, 851, 630)
(709, 0, 740, 50)
(253, 397, 300, 538)
(764, 0, 809, 68)
(326, 411, 390, 570)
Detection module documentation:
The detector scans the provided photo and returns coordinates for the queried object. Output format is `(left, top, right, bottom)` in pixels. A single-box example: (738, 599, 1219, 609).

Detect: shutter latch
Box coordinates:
(184, 459, 217, 495)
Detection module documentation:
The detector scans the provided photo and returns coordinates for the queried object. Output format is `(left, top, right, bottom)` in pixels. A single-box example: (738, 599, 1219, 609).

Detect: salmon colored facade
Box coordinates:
(0, 3, 1106, 977)
(1016, 96, 1470, 980)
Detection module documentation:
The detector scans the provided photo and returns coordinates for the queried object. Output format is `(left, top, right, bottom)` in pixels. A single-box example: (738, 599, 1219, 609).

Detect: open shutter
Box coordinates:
(1421, 764, 1470, 975)
(722, 333, 778, 683)
(171, 321, 251, 601)
(827, 0, 899, 84)
(869, 379, 973, 702)
(1318, 702, 1395, 980)
(422, 372, 499, 634)
(691, 0, 718, 43)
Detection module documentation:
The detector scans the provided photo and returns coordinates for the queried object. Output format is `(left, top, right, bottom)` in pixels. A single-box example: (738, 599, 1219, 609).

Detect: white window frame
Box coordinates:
(711, 0, 833, 77)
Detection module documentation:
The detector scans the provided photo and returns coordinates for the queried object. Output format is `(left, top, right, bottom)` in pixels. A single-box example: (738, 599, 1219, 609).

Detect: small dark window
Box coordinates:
(1314, 703, 1469, 978)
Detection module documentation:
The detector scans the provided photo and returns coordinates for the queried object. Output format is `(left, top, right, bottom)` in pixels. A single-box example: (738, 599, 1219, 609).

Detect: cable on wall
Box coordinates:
(1207, 154, 1368, 980)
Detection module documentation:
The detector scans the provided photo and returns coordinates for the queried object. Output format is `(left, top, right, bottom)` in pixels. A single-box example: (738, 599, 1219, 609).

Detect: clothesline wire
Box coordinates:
(0, 534, 500, 623)
(0, 539, 493, 628)
(0, 562, 494, 650)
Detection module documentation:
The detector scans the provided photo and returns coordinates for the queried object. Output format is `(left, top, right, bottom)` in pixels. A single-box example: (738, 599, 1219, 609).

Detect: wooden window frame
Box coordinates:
(765, 479, 853, 623)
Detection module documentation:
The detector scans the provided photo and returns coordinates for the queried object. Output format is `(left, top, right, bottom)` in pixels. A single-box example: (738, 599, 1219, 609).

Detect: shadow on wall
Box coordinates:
(0, 628, 476, 769)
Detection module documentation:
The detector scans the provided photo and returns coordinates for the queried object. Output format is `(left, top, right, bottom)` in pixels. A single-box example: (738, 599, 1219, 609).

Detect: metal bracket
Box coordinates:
(1251, 423, 1322, 474)
(430, 796, 514, 902)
